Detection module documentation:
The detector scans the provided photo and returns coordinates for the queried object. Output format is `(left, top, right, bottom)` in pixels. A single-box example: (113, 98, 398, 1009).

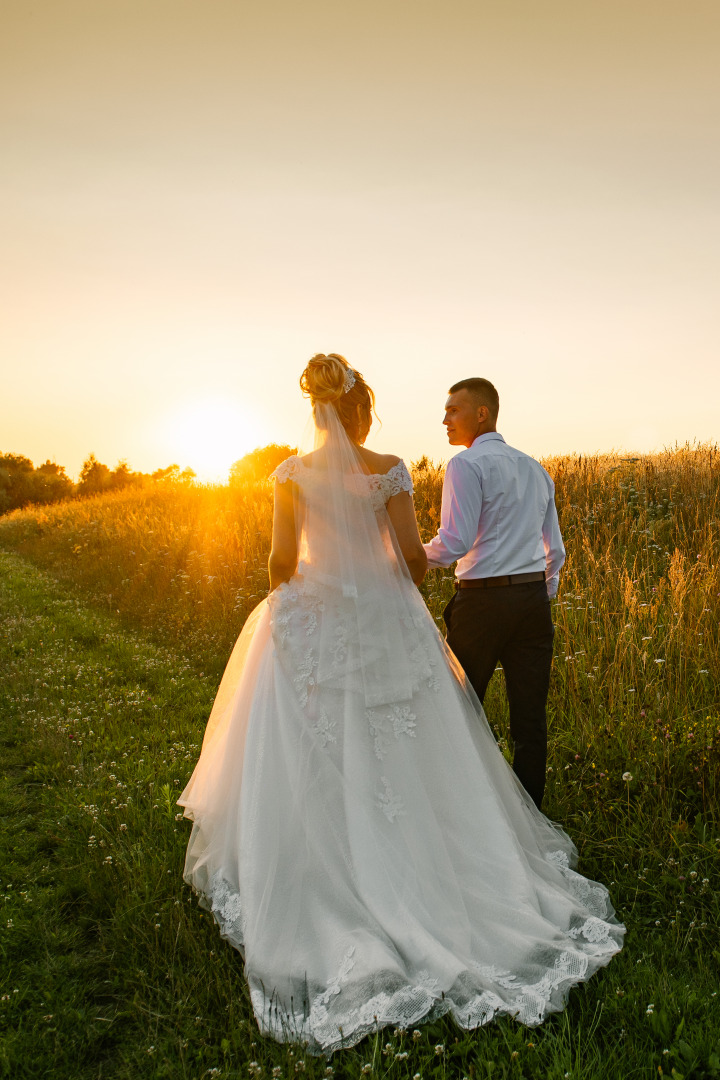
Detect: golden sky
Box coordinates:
(2, 0, 719, 480)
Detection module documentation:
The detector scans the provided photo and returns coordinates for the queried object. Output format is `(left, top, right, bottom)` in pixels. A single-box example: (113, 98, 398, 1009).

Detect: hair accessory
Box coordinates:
(343, 368, 356, 394)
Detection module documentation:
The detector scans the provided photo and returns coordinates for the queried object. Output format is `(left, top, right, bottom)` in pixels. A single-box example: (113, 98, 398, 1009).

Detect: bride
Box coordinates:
(178, 353, 624, 1054)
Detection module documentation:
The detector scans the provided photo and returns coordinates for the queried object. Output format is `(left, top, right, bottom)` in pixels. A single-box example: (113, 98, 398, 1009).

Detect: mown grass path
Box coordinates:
(1, 550, 719, 1080)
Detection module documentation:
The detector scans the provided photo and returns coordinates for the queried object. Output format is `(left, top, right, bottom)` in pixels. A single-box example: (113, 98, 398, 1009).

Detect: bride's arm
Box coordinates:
(387, 491, 428, 586)
(268, 479, 298, 591)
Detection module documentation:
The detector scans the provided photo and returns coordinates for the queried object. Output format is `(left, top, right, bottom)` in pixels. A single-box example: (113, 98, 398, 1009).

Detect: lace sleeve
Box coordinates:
(382, 460, 413, 498)
(270, 456, 301, 484)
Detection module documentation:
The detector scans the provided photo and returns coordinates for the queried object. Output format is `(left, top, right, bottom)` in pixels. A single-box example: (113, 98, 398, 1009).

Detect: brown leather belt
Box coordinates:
(457, 571, 546, 589)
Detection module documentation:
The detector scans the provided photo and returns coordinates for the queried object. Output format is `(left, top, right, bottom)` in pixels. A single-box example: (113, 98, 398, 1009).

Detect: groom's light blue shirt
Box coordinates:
(423, 432, 565, 597)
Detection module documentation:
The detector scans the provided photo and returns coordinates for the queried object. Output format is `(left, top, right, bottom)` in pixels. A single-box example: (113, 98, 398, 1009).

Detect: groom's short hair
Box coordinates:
(449, 378, 499, 420)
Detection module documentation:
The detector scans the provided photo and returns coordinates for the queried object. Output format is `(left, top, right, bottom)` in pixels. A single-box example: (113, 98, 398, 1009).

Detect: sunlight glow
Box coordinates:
(158, 397, 264, 483)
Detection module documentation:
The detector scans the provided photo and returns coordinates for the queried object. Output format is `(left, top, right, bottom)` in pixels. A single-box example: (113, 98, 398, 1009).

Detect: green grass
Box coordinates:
(1, 444, 720, 1078)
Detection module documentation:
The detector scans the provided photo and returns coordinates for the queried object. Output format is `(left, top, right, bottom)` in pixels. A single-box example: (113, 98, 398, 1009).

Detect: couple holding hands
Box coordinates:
(179, 353, 623, 1054)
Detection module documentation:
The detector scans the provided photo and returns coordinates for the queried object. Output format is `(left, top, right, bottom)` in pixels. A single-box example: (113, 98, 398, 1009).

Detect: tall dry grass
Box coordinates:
(0, 444, 718, 813)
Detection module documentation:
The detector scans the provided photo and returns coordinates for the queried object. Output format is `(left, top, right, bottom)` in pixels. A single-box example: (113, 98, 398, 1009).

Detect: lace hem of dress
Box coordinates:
(249, 936, 620, 1055)
(191, 858, 623, 1055)
(546, 849, 610, 921)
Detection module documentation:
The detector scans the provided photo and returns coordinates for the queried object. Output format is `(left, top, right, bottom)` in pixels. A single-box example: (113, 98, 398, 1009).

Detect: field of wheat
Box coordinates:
(1, 445, 719, 1079)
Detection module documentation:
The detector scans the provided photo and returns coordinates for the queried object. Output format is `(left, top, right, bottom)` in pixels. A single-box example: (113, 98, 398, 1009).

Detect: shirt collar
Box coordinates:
(471, 432, 505, 448)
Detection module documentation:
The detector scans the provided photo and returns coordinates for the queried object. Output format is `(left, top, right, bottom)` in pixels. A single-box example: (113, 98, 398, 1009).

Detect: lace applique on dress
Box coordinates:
(565, 875, 608, 918)
(546, 850, 609, 919)
(209, 873, 245, 940)
(269, 580, 326, 704)
(271, 455, 301, 484)
(546, 850, 571, 869)
(250, 946, 358, 1048)
(382, 460, 413, 497)
(426, 665, 441, 693)
(270, 578, 323, 645)
(376, 777, 406, 822)
(366, 703, 417, 759)
(567, 916, 612, 945)
(468, 948, 592, 1026)
(409, 639, 442, 694)
(315, 946, 356, 1010)
(312, 708, 337, 748)
(367, 461, 414, 510)
(294, 648, 318, 706)
(330, 625, 348, 665)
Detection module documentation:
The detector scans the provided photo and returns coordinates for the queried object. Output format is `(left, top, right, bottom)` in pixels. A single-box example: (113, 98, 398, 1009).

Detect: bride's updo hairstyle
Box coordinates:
(300, 353, 376, 439)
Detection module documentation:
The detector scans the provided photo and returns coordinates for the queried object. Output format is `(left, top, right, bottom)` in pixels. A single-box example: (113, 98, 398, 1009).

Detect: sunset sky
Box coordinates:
(2, 0, 719, 481)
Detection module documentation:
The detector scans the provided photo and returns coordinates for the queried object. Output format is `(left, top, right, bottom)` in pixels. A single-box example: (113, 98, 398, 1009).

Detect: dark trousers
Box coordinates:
(444, 581, 554, 809)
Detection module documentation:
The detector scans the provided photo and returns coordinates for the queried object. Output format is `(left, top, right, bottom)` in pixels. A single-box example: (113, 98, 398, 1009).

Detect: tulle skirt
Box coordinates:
(179, 574, 624, 1054)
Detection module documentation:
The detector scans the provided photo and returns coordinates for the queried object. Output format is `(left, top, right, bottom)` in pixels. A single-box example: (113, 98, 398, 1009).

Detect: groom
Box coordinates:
(423, 378, 565, 810)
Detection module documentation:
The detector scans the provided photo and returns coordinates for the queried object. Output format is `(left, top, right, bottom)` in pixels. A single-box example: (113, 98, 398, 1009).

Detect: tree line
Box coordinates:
(0, 444, 296, 515)
(0, 453, 197, 516)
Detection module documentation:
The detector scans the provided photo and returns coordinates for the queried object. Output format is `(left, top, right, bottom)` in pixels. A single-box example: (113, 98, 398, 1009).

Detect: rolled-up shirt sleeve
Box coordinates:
(542, 485, 565, 598)
(424, 457, 483, 568)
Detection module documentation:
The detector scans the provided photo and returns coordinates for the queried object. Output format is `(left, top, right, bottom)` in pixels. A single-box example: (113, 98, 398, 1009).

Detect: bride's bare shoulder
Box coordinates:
(358, 449, 402, 476)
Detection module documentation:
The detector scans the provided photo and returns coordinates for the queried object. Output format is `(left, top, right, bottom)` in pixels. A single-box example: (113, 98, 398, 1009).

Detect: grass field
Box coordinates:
(1, 445, 719, 1079)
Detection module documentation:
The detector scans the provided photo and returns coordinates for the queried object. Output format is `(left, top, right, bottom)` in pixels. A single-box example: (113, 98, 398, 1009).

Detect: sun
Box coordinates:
(158, 397, 264, 483)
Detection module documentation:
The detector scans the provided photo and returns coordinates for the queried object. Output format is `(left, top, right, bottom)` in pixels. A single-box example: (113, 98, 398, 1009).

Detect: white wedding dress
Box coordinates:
(179, 407, 624, 1055)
